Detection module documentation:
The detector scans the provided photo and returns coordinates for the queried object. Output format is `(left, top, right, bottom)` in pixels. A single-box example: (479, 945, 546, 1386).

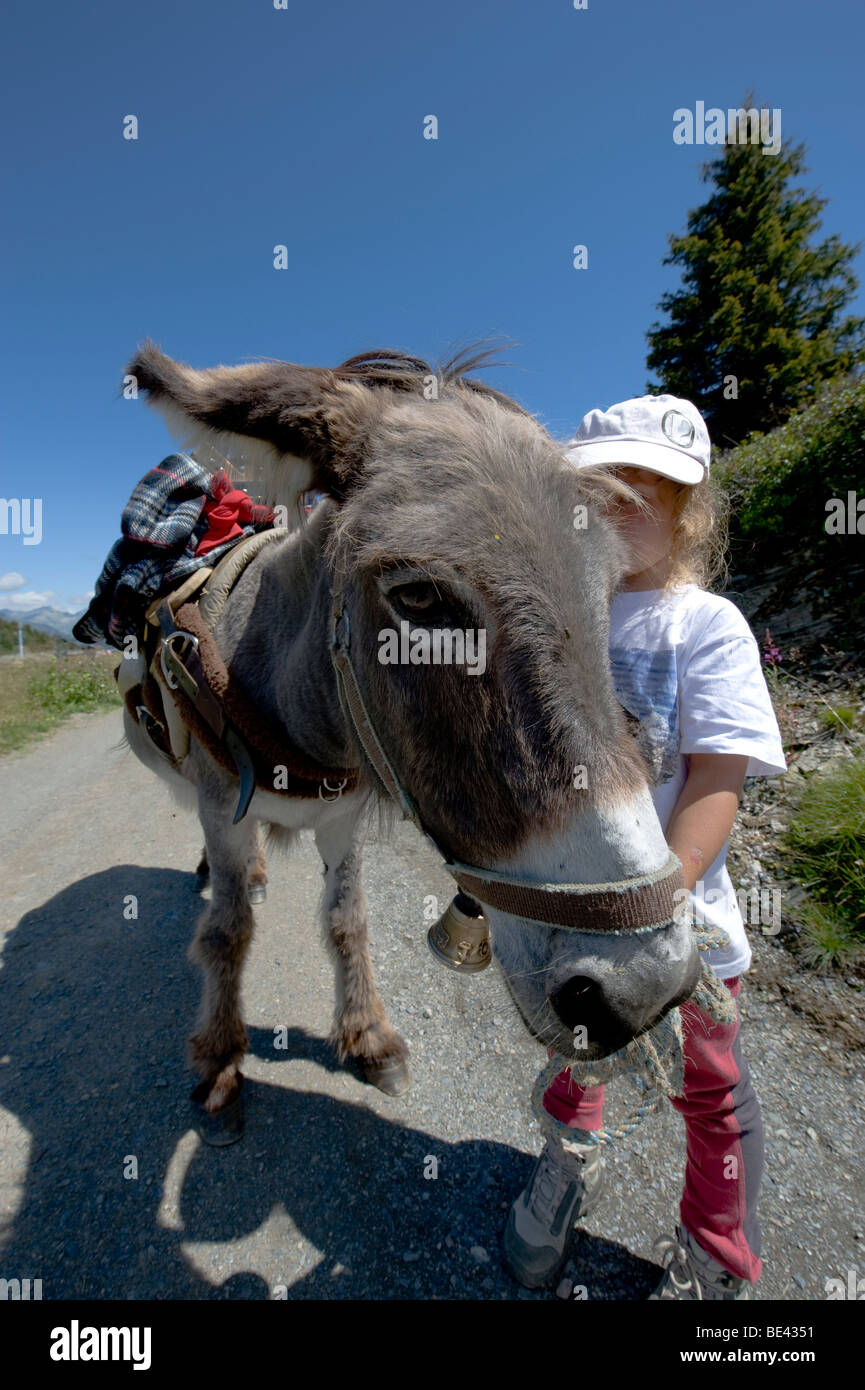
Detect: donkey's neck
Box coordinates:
(212, 511, 355, 771)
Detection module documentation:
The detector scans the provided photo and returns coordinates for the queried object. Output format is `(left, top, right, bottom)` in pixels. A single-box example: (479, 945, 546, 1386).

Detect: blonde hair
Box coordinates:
(574, 466, 729, 595)
(665, 474, 729, 594)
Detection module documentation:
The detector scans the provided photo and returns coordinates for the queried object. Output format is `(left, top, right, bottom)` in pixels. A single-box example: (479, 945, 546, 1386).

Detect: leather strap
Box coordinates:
(451, 852, 686, 934)
(154, 599, 227, 741)
(331, 592, 416, 821)
(130, 540, 360, 820)
(150, 590, 359, 821)
(145, 566, 212, 626)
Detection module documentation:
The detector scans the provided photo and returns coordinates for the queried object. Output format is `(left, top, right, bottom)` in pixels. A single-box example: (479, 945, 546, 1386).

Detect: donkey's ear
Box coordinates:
(126, 342, 379, 504)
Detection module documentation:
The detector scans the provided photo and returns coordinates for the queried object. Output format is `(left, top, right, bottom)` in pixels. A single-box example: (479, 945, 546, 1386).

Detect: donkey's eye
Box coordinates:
(387, 582, 461, 626)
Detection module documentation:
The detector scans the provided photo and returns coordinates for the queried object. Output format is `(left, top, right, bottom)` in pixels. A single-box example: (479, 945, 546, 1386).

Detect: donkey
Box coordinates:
(120, 343, 700, 1142)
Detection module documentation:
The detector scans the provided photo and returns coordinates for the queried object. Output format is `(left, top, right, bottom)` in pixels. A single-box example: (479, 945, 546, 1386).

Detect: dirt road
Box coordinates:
(0, 710, 862, 1299)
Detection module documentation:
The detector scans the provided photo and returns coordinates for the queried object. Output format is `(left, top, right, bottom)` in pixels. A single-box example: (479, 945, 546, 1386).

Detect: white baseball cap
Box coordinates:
(564, 394, 711, 484)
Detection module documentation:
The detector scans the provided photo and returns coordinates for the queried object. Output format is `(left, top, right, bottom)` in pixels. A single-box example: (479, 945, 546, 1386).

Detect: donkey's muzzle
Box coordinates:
(427, 893, 491, 973)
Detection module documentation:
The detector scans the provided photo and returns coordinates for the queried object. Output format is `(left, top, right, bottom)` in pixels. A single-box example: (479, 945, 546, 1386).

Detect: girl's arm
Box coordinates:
(666, 752, 749, 892)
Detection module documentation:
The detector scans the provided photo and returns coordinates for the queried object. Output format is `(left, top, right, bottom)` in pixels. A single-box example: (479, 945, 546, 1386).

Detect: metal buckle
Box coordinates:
(319, 776, 348, 802)
(160, 630, 200, 690)
(332, 606, 350, 654)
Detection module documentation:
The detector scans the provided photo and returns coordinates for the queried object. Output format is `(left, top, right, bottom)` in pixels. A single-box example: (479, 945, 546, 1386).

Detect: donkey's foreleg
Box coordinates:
(188, 800, 260, 1120)
(194, 824, 267, 902)
(315, 822, 410, 1097)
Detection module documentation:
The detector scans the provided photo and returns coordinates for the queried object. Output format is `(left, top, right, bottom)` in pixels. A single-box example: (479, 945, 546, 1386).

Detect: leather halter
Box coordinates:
(329, 580, 685, 936)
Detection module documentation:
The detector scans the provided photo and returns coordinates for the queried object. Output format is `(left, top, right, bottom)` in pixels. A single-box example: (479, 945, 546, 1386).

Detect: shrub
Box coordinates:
(713, 374, 865, 643)
(29, 660, 120, 715)
(714, 373, 865, 541)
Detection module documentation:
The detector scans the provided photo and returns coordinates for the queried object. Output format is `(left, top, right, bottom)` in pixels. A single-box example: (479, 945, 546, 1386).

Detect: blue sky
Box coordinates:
(1, 0, 864, 615)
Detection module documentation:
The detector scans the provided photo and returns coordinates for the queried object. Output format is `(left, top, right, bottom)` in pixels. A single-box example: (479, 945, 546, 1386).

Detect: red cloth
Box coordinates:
(195, 470, 275, 556)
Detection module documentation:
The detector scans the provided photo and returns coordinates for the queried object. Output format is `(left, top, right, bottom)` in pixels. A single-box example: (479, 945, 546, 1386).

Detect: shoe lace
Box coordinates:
(528, 1144, 580, 1225)
(652, 1232, 703, 1300)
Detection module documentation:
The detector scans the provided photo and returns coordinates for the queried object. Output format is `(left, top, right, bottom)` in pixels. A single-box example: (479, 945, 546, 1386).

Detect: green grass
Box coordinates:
(29, 659, 120, 715)
(797, 901, 864, 971)
(0, 652, 121, 755)
(818, 703, 864, 734)
(785, 754, 865, 968)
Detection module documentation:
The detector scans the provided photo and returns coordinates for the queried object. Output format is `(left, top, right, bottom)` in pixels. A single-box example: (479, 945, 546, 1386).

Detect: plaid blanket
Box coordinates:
(73, 454, 275, 649)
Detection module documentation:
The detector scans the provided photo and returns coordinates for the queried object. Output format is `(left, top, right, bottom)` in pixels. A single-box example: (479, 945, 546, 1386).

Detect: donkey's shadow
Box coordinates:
(0, 867, 657, 1299)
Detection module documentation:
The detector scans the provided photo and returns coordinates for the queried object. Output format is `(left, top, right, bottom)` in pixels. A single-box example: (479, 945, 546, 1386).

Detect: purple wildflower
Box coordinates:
(762, 628, 782, 666)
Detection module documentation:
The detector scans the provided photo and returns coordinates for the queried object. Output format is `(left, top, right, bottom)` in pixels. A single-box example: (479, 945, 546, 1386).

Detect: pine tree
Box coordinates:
(646, 102, 865, 446)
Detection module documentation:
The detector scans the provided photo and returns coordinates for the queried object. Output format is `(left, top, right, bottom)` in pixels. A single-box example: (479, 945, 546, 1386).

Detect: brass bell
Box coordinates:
(427, 893, 491, 973)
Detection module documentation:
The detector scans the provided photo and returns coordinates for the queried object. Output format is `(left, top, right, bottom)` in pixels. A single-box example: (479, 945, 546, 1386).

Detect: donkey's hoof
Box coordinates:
(247, 883, 267, 905)
(363, 1057, 411, 1097)
(190, 1077, 245, 1147)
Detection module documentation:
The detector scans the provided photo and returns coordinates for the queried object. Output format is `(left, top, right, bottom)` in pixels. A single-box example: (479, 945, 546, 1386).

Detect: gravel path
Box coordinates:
(0, 710, 862, 1300)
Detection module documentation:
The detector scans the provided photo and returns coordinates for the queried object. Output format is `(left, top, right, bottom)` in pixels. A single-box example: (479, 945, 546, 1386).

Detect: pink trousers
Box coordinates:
(542, 975, 764, 1281)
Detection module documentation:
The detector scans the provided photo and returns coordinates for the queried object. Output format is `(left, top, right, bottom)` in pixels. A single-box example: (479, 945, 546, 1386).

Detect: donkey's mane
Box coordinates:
(330, 345, 636, 518)
(333, 343, 533, 421)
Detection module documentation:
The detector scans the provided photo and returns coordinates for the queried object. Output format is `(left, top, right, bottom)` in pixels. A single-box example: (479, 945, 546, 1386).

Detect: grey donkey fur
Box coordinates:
(121, 343, 700, 1136)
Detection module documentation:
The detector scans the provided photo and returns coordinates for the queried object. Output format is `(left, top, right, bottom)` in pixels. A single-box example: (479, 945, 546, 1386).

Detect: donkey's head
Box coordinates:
(128, 343, 700, 1061)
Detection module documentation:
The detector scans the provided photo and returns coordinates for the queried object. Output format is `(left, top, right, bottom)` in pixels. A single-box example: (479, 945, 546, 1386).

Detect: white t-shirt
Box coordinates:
(609, 584, 787, 979)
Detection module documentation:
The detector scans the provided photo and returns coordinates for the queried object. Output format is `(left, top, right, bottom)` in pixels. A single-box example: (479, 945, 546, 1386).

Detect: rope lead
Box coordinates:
(531, 921, 738, 1149)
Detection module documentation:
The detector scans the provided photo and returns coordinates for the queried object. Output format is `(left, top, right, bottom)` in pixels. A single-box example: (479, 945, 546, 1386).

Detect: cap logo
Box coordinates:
(661, 409, 696, 449)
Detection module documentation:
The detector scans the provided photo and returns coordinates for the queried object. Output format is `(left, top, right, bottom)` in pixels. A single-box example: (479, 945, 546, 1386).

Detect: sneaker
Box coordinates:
(502, 1133, 605, 1288)
(649, 1223, 754, 1300)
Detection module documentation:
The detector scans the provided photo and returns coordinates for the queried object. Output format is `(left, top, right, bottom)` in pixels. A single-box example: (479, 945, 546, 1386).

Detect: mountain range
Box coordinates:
(0, 606, 87, 642)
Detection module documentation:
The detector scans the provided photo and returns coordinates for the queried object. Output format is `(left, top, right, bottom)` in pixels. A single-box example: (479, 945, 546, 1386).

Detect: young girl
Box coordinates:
(503, 394, 787, 1300)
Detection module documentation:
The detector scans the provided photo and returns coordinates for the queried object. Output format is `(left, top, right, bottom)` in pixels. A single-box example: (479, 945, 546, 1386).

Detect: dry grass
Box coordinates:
(0, 650, 121, 755)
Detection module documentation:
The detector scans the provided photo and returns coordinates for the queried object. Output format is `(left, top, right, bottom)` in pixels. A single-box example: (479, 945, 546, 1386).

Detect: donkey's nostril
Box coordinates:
(548, 975, 599, 1031)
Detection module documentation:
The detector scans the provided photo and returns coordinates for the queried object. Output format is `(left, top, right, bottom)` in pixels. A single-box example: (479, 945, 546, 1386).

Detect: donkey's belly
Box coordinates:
(246, 783, 368, 833)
